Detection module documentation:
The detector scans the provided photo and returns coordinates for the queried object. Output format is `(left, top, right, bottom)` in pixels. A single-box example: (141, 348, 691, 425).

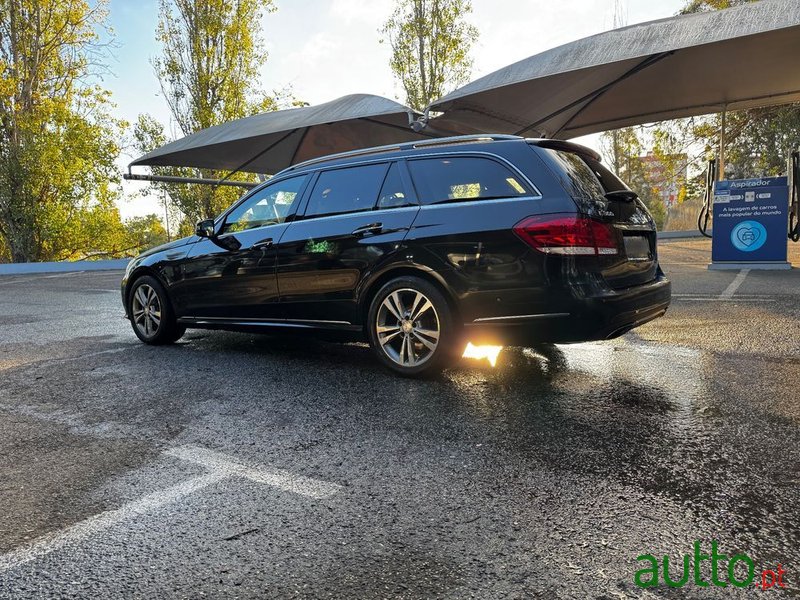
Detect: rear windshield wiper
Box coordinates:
(604, 190, 638, 202)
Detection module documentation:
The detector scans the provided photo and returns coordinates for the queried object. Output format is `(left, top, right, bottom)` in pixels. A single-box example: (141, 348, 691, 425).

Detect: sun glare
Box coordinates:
(461, 342, 503, 367)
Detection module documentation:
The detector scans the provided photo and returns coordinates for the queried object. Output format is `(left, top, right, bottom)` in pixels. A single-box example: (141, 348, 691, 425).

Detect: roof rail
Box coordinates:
(410, 134, 521, 149)
(284, 143, 405, 173)
(282, 134, 523, 173)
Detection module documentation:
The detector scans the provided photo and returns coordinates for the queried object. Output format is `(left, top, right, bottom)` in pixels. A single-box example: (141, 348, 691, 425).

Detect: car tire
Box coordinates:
(127, 275, 185, 345)
(367, 277, 457, 377)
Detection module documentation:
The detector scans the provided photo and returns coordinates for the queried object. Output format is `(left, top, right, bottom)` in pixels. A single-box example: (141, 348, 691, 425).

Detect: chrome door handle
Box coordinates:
(251, 237, 273, 249)
(352, 222, 383, 236)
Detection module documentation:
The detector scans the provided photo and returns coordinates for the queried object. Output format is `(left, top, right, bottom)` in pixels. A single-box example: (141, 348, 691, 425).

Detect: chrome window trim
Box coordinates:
(215, 149, 542, 232)
(419, 196, 539, 210)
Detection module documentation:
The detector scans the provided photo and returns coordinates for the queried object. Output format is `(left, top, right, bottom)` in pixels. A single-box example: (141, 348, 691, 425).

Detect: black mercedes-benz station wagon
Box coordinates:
(122, 135, 671, 376)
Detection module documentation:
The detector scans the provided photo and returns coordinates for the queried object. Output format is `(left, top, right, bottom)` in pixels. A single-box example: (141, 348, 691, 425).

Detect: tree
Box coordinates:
(123, 214, 168, 252)
(381, 0, 478, 110)
(0, 0, 127, 262)
(721, 106, 800, 177)
(142, 0, 279, 228)
(679, 0, 752, 13)
(131, 113, 187, 235)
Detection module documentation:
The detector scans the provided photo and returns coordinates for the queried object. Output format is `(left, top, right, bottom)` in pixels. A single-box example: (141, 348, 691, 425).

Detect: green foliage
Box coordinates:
(679, 0, 753, 13)
(123, 214, 168, 253)
(137, 0, 283, 225)
(153, 0, 277, 135)
(381, 0, 478, 110)
(713, 106, 800, 178)
(0, 0, 130, 262)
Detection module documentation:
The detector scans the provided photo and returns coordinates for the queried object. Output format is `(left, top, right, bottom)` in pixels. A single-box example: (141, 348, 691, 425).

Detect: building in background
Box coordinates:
(638, 151, 688, 208)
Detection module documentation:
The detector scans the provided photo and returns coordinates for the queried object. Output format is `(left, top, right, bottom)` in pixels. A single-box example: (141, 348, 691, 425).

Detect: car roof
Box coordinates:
(275, 134, 602, 177)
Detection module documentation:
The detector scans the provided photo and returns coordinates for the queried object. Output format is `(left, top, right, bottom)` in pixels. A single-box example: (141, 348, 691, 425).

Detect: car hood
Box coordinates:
(137, 235, 196, 259)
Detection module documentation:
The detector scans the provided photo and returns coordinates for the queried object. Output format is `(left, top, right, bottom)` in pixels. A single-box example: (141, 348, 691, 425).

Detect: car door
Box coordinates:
(177, 174, 310, 320)
(275, 161, 419, 324)
(402, 153, 544, 323)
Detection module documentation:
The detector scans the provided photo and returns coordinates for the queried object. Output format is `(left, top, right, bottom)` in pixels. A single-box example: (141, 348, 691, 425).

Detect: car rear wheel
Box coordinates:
(367, 277, 456, 377)
(128, 275, 185, 345)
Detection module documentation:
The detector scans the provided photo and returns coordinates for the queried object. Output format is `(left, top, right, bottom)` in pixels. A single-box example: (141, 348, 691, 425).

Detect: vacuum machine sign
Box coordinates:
(712, 177, 789, 262)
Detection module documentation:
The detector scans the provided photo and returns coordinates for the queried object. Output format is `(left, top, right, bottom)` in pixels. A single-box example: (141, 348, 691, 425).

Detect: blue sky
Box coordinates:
(103, 0, 687, 218)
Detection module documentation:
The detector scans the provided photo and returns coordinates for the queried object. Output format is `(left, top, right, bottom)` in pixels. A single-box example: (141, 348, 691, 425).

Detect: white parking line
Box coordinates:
(0, 445, 341, 573)
(719, 268, 750, 299)
(0, 472, 225, 573)
(672, 295, 775, 303)
(0, 272, 84, 286)
(165, 445, 342, 499)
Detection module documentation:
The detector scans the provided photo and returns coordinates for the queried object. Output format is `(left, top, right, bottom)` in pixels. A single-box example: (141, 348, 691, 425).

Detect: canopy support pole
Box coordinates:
(718, 105, 727, 181)
(123, 172, 256, 189)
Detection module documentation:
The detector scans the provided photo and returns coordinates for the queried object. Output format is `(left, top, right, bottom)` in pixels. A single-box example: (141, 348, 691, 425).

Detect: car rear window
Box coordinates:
(539, 148, 628, 198)
(407, 156, 531, 205)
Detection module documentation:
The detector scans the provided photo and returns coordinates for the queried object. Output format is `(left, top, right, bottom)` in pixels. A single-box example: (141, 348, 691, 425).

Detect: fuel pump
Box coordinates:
(789, 150, 800, 243)
(698, 159, 717, 238)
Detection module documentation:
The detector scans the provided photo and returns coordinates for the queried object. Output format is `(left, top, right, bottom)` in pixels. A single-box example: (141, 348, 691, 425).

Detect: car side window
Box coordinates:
(407, 156, 532, 205)
(376, 163, 412, 209)
(222, 175, 308, 234)
(304, 163, 388, 218)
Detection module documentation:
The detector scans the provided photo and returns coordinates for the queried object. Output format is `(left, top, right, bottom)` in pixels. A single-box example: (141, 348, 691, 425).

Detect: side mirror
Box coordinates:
(196, 219, 216, 238)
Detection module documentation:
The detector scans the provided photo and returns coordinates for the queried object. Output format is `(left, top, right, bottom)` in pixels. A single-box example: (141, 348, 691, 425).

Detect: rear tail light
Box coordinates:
(513, 213, 619, 256)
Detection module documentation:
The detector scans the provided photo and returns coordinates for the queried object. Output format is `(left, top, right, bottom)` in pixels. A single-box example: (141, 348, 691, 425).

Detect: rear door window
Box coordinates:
(304, 163, 389, 218)
(407, 156, 532, 205)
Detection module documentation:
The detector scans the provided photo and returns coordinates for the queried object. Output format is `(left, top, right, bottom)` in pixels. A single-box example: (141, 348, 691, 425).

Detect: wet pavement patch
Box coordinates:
(0, 412, 156, 554)
(0, 262, 799, 598)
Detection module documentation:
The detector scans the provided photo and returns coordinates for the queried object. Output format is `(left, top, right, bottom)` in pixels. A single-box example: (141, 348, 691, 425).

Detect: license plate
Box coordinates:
(624, 235, 651, 261)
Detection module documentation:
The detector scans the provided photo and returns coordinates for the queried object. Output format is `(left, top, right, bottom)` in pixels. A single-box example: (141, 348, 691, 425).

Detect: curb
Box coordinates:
(0, 259, 130, 275)
(658, 230, 710, 240)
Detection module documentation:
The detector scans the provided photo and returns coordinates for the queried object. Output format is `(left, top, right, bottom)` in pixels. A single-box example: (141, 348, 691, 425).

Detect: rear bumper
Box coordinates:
(462, 274, 671, 346)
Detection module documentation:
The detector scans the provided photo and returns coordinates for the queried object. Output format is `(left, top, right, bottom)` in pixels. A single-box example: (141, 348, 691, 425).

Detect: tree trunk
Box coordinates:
(5, 220, 36, 263)
(415, 0, 426, 108)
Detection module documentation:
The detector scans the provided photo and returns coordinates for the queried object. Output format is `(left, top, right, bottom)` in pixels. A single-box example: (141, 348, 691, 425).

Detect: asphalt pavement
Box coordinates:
(1, 239, 799, 599)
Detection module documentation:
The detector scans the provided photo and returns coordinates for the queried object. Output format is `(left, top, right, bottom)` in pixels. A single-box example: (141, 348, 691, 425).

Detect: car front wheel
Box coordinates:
(367, 277, 456, 377)
(128, 275, 185, 345)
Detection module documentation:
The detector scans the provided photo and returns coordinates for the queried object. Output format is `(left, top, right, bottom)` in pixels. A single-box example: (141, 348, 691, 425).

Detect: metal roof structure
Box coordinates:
(129, 94, 436, 175)
(428, 0, 800, 138)
(128, 0, 800, 177)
